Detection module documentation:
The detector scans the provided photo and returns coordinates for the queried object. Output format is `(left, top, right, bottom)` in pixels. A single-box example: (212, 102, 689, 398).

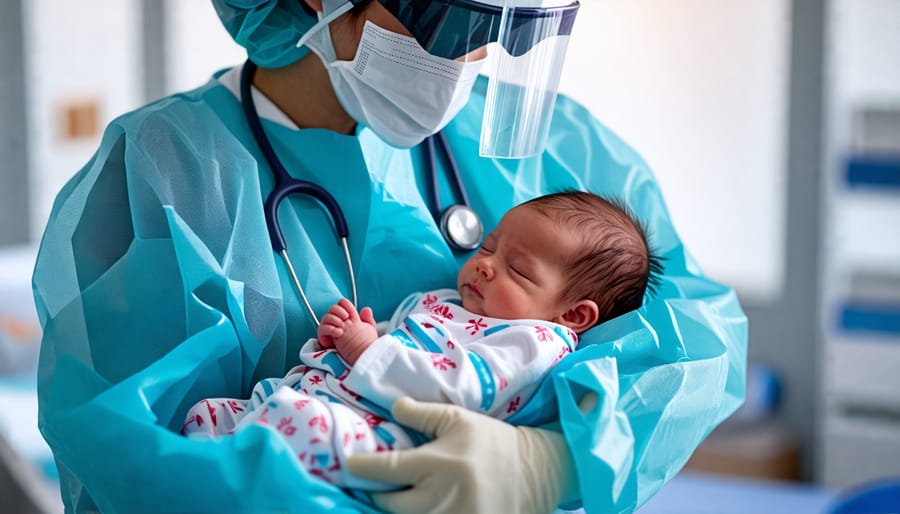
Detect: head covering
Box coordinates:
(212, 0, 318, 68)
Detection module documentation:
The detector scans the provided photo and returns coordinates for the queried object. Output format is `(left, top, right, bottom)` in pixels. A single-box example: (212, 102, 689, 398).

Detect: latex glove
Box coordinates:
(345, 397, 578, 514)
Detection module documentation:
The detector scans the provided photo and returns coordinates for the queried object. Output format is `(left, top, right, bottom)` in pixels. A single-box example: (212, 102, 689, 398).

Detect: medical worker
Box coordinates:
(32, 0, 748, 513)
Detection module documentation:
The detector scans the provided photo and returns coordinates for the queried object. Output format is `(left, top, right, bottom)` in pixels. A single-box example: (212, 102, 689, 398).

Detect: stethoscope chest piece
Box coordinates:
(424, 133, 483, 253)
(440, 204, 483, 251)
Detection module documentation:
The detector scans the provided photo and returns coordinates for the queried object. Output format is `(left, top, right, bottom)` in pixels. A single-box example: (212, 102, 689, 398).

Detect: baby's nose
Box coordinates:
(475, 260, 494, 279)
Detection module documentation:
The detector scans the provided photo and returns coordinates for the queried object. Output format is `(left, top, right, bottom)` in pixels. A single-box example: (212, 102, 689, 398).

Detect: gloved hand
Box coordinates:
(345, 397, 579, 514)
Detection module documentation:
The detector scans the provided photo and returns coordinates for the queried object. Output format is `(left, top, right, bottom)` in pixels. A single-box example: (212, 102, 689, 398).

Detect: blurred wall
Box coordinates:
(818, 0, 900, 488)
(560, 1, 791, 304)
(0, 0, 30, 246)
(22, 0, 143, 239)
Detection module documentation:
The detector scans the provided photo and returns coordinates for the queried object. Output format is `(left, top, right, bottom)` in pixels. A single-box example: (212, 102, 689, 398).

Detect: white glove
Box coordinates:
(345, 397, 579, 514)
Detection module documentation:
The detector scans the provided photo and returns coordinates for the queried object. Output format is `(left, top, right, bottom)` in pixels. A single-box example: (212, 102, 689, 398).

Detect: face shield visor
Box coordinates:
(299, 0, 580, 159)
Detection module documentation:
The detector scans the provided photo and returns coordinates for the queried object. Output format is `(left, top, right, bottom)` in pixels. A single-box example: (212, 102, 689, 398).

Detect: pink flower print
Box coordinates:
(498, 377, 509, 392)
(467, 317, 487, 335)
(428, 303, 454, 320)
(328, 457, 341, 472)
(225, 400, 244, 414)
(202, 400, 217, 426)
(507, 396, 521, 414)
(558, 346, 571, 360)
(309, 375, 323, 386)
(355, 432, 366, 441)
(309, 414, 329, 433)
(181, 414, 203, 434)
(277, 417, 297, 436)
(339, 382, 362, 401)
(313, 349, 329, 359)
(364, 413, 385, 428)
(310, 437, 322, 445)
(294, 399, 310, 410)
(298, 451, 307, 463)
(447, 340, 456, 350)
(309, 468, 333, 484)
(431, 354, 457, 371)
(429, 315, 446, 325)
(258, 407, 271, 425)
(344, 432, 351, 447)
(423, 293, 438, 306)
(569, 329, 579, 343)
(535, 326, 552, 342)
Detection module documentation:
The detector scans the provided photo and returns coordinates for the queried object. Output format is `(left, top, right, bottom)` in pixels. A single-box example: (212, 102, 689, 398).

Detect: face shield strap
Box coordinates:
(377, 0, 579, 59)
(295, 0, 359, 50)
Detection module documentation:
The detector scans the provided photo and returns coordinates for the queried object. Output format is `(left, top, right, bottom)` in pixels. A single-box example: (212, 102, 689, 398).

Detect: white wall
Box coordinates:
(23, 0, 241, 240)
(23, 0, 143, 239)
(558, 0, 791, 301)
(164, 0, 245, 94)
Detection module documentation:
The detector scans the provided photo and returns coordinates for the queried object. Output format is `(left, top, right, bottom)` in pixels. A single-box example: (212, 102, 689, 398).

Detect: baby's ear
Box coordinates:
(555, 300, 599, 334)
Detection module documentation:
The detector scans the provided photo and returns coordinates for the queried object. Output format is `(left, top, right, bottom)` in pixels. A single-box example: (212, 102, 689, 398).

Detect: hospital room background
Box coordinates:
(1, 0, 898, 512)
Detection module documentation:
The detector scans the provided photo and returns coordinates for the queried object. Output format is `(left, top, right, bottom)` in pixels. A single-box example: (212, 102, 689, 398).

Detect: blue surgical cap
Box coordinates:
(212, 0, 318, 68)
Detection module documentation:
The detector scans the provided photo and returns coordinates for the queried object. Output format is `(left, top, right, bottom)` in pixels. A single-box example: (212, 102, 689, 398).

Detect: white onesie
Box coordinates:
(182, 289, 577, 490)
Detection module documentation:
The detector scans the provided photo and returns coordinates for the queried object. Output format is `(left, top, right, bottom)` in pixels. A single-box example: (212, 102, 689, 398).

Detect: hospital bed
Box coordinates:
(638, 472, 837, 514)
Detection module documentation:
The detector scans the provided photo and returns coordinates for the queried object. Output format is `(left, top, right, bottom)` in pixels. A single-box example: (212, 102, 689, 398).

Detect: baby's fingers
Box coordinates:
(318, 335, 335, 348)
(327, 302, 351, 321)
(320, 312, 344, 328)
(338, 298, 359, 321)
(319, 324, 344, 339)
(360, 307, 376, 327)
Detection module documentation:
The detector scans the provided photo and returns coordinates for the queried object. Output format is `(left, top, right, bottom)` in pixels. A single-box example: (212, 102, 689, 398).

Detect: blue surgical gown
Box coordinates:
(32, 69, 747, 513)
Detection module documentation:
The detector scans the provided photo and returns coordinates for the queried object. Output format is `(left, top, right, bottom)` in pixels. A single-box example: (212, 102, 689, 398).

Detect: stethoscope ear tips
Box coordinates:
(441, 205, 483, 252)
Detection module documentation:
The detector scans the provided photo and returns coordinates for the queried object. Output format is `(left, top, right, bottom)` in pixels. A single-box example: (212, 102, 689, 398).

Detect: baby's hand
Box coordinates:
(318, 298, 377, 365)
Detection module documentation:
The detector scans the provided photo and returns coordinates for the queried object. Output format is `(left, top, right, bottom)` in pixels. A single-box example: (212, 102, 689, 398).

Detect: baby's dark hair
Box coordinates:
(522, 191, 663, 325)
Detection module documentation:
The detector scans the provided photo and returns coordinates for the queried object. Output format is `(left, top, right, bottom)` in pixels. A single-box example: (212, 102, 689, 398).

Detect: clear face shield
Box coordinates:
(300, 0, 580, 159)
(381, 0, 579, 159)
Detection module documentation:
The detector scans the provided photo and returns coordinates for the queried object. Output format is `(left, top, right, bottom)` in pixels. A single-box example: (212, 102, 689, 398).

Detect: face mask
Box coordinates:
(304, 15, 484, 148)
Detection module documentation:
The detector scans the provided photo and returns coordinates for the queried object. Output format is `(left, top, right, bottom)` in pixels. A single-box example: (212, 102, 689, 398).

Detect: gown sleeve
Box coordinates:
(31, 112, 378, 513)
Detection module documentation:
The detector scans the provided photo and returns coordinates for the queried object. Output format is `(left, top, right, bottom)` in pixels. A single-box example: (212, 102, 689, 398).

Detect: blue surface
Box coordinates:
(830, 478, 900, 514)
(638, 472, 837, 514)
(839, 302, 900, 336)
(845, 155, 900, 190)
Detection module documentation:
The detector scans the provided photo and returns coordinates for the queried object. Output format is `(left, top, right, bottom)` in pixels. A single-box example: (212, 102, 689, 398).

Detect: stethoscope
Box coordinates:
(239, 60, 483, 326)
(421, 131, 484, 252)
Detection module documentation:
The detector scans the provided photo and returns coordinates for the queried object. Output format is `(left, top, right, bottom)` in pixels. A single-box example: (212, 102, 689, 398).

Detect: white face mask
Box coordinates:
(304, 16, 484, 148)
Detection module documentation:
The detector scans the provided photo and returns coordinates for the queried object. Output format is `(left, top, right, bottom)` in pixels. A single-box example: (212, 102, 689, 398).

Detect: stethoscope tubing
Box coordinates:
(423, 132, 472, 221)
(241, 60, 358, 326)
(239, 58, 481, 326)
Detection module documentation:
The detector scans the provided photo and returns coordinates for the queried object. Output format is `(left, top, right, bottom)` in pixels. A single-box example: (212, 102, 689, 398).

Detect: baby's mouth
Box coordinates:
(466, 283, 482, 298)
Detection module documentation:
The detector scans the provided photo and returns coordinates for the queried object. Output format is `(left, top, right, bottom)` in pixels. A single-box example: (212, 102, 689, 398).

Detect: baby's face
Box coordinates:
(457, 205, 575, 322)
